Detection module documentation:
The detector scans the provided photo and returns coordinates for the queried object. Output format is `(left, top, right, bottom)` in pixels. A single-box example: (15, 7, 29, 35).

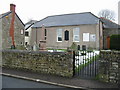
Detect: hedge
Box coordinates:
(110, 34, 120, 50)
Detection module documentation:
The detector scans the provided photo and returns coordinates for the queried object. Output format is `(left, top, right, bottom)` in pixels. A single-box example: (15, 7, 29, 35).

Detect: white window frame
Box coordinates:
(73, 27, 80, 42)
(21, 29, 24, 35)
(83, 33, 90, 42)
(57, 28, 62, 42)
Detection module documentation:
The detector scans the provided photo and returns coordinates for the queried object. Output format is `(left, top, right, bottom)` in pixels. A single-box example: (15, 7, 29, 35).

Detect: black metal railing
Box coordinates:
(73, 50, 99, 78)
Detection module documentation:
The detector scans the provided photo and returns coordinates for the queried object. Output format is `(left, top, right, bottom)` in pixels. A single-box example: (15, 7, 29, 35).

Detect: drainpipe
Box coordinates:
(99, 19, 102, 50)
(98, 19, 100, 50)
(9, 4, 16, 49)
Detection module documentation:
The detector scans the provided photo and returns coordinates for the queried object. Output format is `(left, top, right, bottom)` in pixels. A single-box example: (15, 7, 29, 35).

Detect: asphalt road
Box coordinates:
(2, 75, 65, 88)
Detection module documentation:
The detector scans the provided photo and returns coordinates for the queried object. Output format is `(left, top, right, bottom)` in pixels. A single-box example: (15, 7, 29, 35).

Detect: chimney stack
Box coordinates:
(10, 4, 16, 12)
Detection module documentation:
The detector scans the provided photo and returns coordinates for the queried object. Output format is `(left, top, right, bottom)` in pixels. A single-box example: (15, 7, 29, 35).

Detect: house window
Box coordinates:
(21, 29, 24, 35)
(73, 28, 80, 42)
(64, 30, 69, 41)
(45, 29, 47, 36)
(90, 34, 96, 42)
(45, 29, 47, 40)
(83, 33, 89, 42)
(25, 32, 29, 36)
(57, 29, 62, 42)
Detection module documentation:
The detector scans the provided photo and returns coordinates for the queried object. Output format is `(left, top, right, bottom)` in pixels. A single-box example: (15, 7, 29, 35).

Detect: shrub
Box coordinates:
(69, 42, 78, 51)
(16, 45, 26, 50)
(110, 34, 120, 50)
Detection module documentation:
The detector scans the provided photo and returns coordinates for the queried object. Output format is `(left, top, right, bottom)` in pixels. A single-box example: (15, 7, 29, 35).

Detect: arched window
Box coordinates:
(45, 29, 47, 36)
(45, 29, 47, 40)
(64, 30, 69, 41)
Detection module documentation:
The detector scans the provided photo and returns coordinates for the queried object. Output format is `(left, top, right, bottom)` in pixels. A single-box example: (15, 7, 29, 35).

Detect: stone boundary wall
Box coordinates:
(2, 50, 73, 77)
(99, 50, 120, 84)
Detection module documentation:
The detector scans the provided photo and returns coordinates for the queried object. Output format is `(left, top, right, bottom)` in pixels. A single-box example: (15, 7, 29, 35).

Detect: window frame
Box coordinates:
(45, 29, 47, 40)
(20, 29, 24, 35)
(64, 30, 69, 41)
(73, 27, 80, 42)
(57, 28, 63, 42)
(25, 31, 29, 37)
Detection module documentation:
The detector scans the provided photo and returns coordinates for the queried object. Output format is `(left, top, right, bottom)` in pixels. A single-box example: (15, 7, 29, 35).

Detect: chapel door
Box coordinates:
(107, 36, 110, 49)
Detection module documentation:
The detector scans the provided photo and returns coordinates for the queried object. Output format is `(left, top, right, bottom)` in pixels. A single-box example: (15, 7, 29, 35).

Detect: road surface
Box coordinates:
(2, 75, 65, 88)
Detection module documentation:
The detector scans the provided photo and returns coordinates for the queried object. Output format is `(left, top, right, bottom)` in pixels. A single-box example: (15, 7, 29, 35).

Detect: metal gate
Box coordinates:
(73, 50, 99, 79)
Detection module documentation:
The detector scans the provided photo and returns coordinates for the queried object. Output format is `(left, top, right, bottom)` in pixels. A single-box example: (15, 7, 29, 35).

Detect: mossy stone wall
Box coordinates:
(2, 50, 73, 77)
(99, 50, 120, 85)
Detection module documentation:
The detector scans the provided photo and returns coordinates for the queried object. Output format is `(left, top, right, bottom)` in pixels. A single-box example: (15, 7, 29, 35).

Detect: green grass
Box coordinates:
(47, 48, 67, 52)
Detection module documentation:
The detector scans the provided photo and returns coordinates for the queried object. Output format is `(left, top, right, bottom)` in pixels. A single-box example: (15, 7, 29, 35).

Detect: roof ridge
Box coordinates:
(0, 11, 12, 19)
(0, 11, 24, 26)
(36, 12, 97, 24)
(33, 12, 100, 28)
(47, 12, 92, 18)
(100, 17, 119, 25)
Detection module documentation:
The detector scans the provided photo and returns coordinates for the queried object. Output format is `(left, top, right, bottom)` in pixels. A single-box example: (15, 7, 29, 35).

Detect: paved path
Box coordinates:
(75, 60, 99, 79)
(2, 68, 118, 89)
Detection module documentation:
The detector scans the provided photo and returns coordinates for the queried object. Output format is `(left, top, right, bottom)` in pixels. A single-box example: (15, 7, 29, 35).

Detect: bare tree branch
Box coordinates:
(98, 9, 115, 21)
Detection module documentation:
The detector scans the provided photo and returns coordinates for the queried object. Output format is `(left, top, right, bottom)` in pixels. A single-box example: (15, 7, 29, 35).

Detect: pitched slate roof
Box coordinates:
(0, 11, 24, 26)
(100, 17, 120, 29)
(0, 11, 11, 19)
(25, 20, 37, 30)
(32, 12, 99, 28)
(25, 20, 37, 25)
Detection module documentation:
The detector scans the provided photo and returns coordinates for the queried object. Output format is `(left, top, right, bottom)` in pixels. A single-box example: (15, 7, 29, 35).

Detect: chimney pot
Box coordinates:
(10, 4, 16, 12)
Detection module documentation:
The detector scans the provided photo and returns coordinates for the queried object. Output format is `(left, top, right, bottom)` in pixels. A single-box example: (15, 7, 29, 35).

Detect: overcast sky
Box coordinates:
(1, 0, 119, 24)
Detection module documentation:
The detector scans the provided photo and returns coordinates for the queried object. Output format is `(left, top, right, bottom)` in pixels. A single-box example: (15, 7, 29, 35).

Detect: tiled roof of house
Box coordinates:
(100, 17, 120, 29)
(32, 12, 99, 28)
(0, 11, 11, 19)
(25, 20, 37, 25)
(25, 20, 37, 30)
(0, 11, 24, 26)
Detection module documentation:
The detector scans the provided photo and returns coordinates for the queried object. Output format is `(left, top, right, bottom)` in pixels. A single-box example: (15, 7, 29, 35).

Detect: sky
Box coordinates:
(1, 0, 120, 24)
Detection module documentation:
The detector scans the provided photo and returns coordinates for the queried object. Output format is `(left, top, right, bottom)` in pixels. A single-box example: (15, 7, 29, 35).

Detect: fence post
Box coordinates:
(73, 51, 75, 77)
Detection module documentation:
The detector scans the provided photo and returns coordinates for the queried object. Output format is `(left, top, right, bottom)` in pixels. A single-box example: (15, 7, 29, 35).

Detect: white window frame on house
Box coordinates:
(57, 28, 62, 42)
(20, 29, 24, 35)
(83, 33, 89, 42)
(73, 27, 80, 42)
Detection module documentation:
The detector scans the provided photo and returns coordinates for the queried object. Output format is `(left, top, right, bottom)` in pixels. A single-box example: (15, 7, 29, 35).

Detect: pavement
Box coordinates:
(2, 76, 64, 88)
(1, 68, 119, 89)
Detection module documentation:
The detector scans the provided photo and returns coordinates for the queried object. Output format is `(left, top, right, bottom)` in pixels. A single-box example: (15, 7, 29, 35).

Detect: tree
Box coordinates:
(98, 9, 115, 21)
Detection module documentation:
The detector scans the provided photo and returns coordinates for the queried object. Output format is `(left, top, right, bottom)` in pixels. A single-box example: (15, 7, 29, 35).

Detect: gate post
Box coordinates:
(73, 51, 75, 77)
(118, 59, 120, 89)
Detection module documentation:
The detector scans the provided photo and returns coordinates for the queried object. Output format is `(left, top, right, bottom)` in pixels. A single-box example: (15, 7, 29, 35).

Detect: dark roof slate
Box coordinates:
(0, 11, 24, 26)
(0, 11, 11, 19)
(32, 12, 99, 28)
(25, 20, 37, 30)
(100, 18, 120, 29)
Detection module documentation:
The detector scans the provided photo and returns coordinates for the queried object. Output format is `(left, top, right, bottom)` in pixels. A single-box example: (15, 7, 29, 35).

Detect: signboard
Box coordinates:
(83, 33, 89, 42)
(90, 34, 96, 42)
